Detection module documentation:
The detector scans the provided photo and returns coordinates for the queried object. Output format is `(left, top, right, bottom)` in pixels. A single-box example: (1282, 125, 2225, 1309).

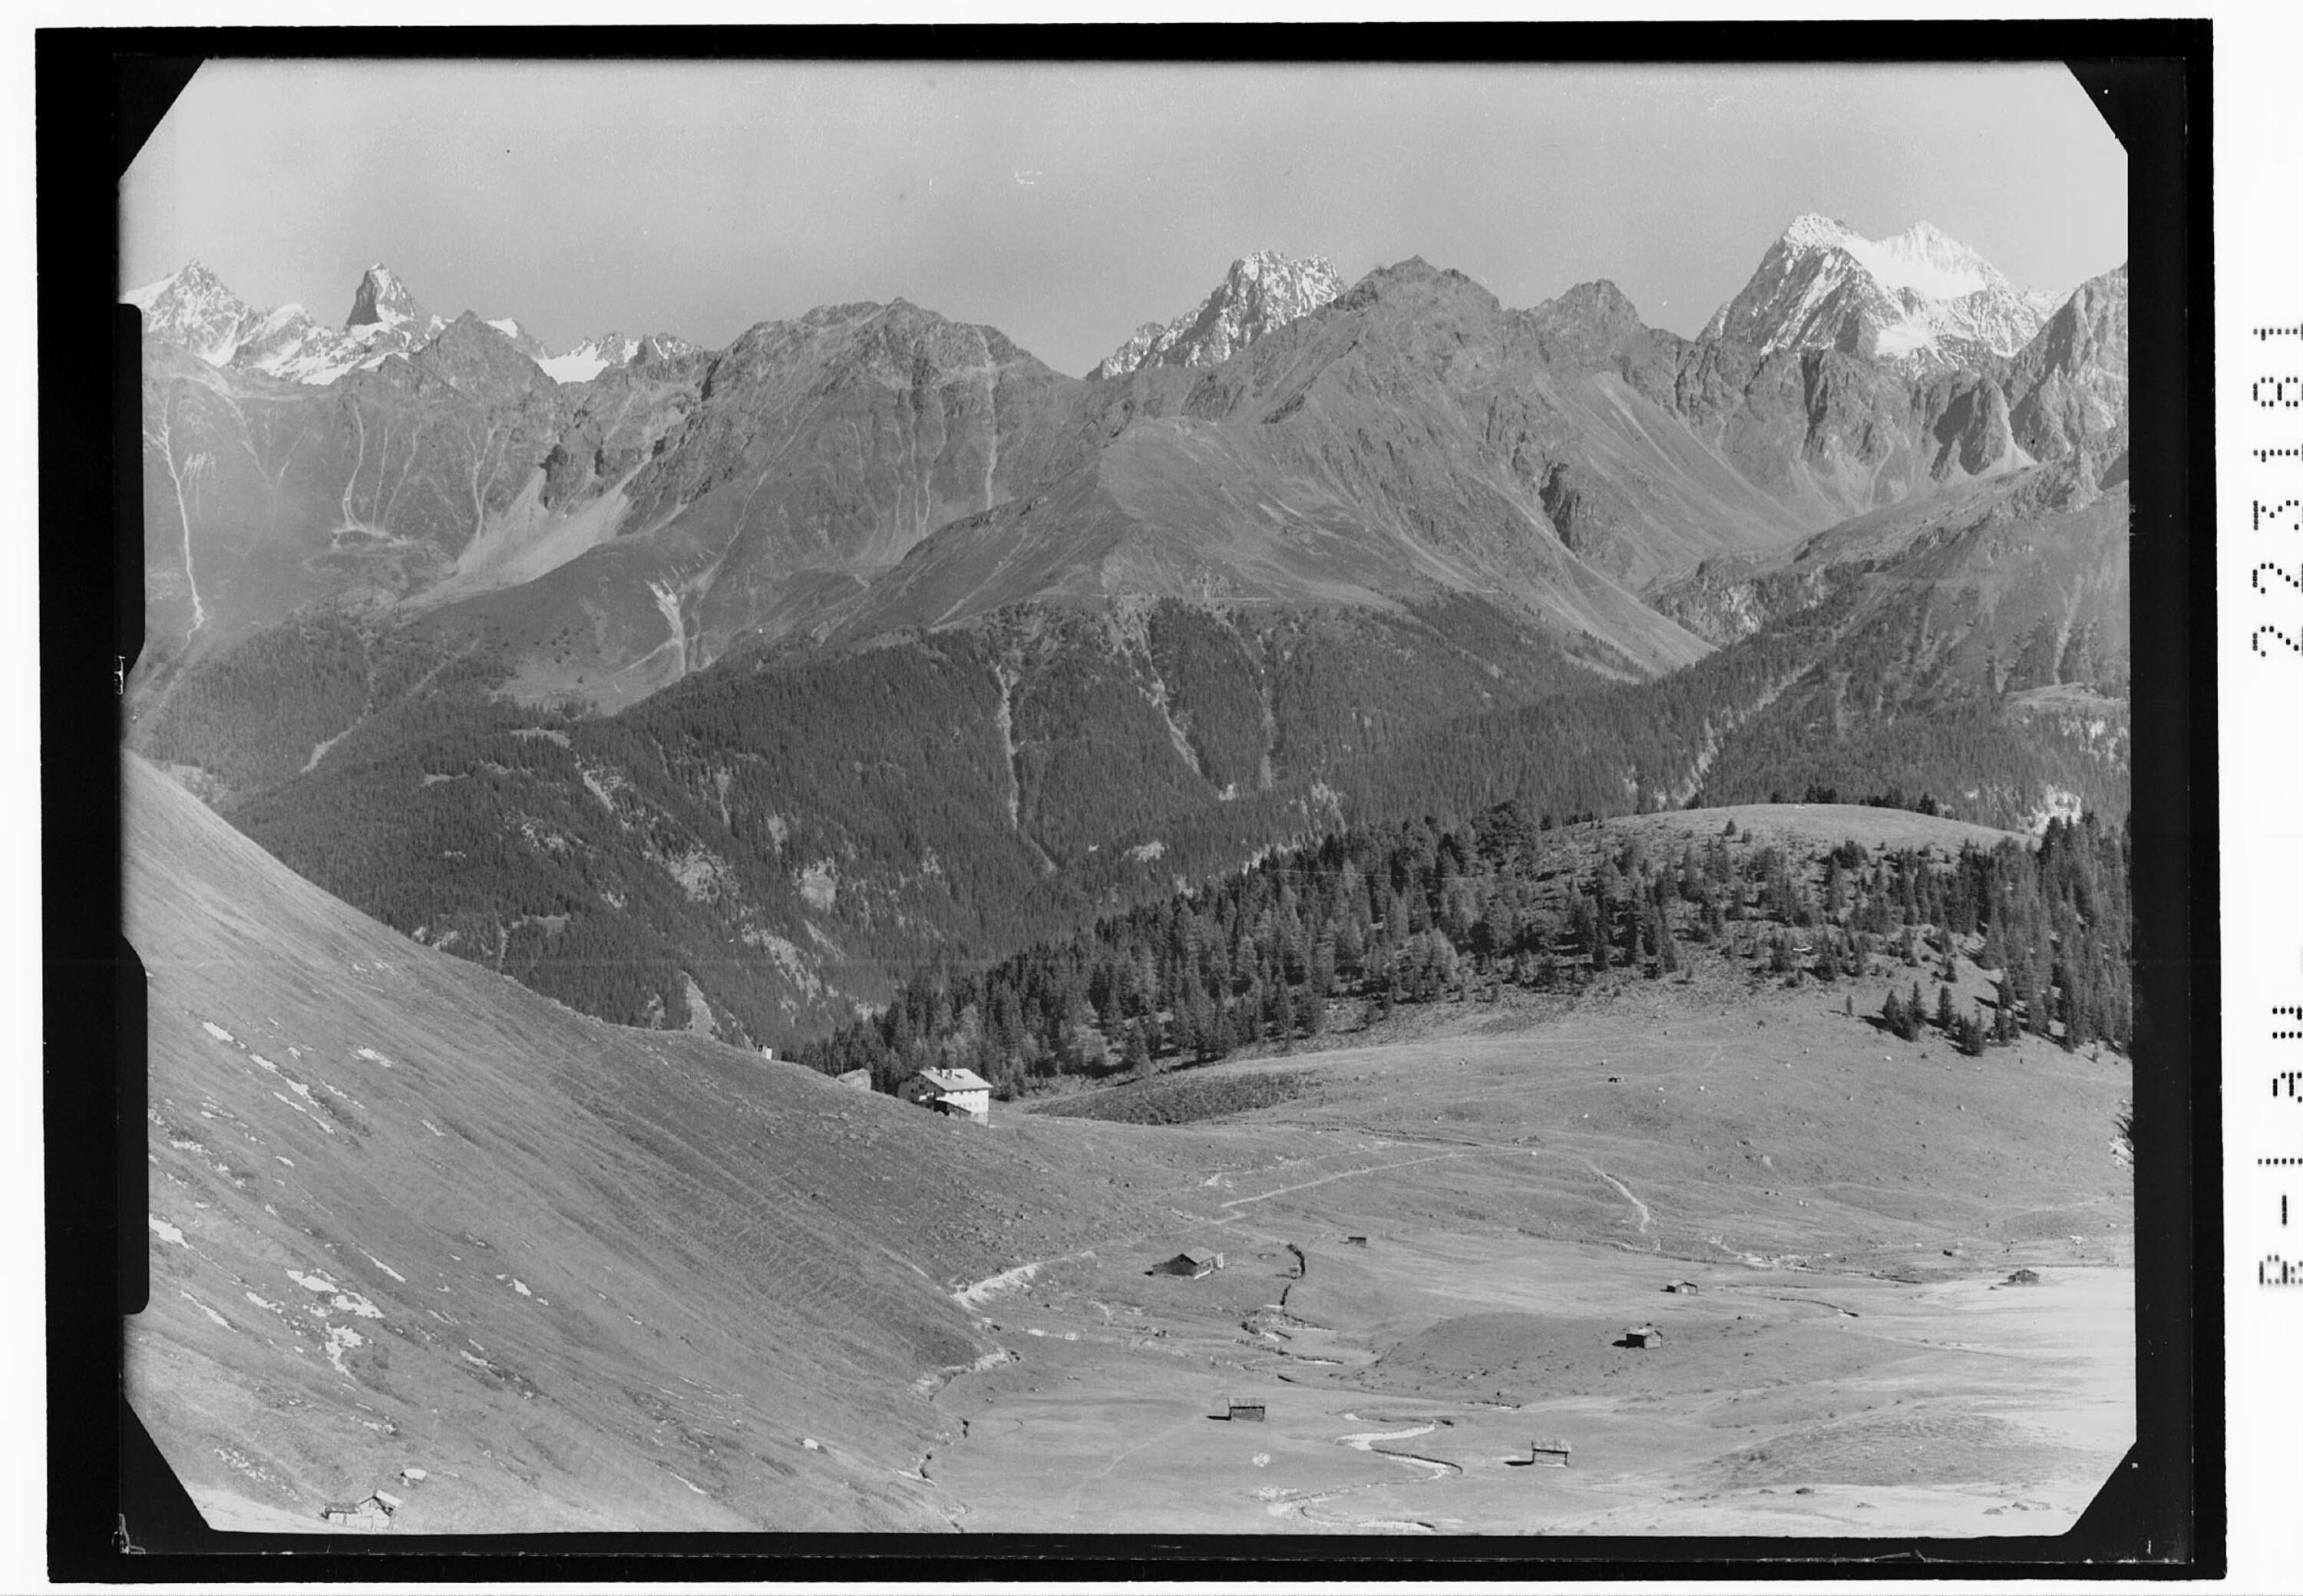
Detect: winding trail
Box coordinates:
(1258, 1419, 1463, 1528)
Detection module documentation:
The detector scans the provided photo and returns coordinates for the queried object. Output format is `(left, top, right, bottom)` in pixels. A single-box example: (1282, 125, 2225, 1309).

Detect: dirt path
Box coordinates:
(1581, 1159, 1657, 1241)
(1218, 1150, 1495, 1210)
(951, 1248, 1097, 1310)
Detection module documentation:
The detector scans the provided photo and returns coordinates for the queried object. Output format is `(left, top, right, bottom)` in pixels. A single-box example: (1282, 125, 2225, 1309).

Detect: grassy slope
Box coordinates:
(124, 753, 1159, 1534)
(127, 772, 2130, 1535)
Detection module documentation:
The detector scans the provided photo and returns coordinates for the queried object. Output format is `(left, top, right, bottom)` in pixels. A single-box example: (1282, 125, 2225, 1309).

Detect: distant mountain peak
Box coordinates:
(1707, 215, 2057, 369)
(347, 263, 440, 338)
(125, 259, 263, 365)
(1092, 250, 1344, 378)
(1778, 213, 1856, 251)
(535, 328, 702, 385)
(1548, 278, 1643, 320)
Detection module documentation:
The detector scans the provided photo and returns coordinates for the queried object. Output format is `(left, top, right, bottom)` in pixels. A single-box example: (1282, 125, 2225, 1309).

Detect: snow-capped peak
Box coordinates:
(486, 317, 524, 339)
(1707, 215, 2057, 369)
(123, 259, 219, 312)
(538, 332, 635, 385)
(124, 259, 264, 366)
(1092, 249, 1344, 378)
(1777, 213, 1856, 253)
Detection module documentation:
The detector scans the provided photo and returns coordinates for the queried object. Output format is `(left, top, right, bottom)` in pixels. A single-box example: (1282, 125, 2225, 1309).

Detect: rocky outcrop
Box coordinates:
(2004, 265, 2128, 487)
(409, 312, 554, 405)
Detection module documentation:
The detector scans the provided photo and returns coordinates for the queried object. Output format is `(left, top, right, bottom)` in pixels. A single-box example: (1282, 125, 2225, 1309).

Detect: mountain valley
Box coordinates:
(128, 749, 2133, 1536)
(124, 215, 2137, 1537)
(127, 225, 2130, 1049)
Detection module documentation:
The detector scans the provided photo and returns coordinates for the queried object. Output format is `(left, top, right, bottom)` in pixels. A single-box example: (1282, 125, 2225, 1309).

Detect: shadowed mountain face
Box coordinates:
(125, 751, 1150, 1532)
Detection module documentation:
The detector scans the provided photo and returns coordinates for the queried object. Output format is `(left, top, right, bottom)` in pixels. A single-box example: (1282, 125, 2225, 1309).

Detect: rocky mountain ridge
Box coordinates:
(132, 233, 2127, 712)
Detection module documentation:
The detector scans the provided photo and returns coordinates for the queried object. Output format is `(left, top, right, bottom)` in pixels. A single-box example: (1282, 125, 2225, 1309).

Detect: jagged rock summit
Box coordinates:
(1703, 214, 2060, 371)
(1092, 249, 1344, 378)
(347, 263, 444, 342)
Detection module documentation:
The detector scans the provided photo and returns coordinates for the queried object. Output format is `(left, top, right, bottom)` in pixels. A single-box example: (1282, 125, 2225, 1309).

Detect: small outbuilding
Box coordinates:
(1227, 1398, 1267, 1423)
(1621, 1323, 1663, 1349)
(1152, 1248, 1222, 1278)
(1664, 1280, 1700, 1294)
(2004, 1267, 2041, 1286)
(1529, 1436, 1572, 1467)
(901, 1067, 993, 1122)
(320, 1491, 398, 1528)
(1344, 1234, 1369, 1247)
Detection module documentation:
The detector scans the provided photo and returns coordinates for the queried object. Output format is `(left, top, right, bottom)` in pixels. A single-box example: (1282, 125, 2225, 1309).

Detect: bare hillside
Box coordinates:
(124, 754, 1146, 1533)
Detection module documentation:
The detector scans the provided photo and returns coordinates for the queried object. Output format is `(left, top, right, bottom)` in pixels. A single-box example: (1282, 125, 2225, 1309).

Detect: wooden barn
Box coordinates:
(900, 1066, 993, 1122)
(1622, 1323, 1663, 1349)
(1152, 1248, 1221, 1278)
(1664, 1280, 1700, 1294)
(1529, 1436, 1572, 1467)
(1344, 1234, 1369, 1247)
(1227, 1398, 1267, 1423)
(320, 1489, 399, 1528)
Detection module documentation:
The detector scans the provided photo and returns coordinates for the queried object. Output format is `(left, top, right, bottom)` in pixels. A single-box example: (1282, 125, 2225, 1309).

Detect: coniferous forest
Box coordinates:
(796, 803, 2132, 1100)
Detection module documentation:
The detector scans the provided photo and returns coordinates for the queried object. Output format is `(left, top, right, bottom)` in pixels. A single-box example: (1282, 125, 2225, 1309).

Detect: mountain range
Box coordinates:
(125, 259, 696, 390)
(128, 220, 2127, 1048)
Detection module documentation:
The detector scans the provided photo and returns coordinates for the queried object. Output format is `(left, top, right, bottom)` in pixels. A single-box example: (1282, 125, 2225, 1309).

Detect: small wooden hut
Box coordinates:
(1152, 1248, 1220, 1278)
(1622, 1323, 1663, 1349)
(1529, 1436, 1572, 1467)
(1227, 1397, 1267, 1423)
(320, 1490, 398, 1528)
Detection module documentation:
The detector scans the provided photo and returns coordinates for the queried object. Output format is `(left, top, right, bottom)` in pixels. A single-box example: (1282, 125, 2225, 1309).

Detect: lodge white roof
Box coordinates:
(913, 1068, 991, 1093)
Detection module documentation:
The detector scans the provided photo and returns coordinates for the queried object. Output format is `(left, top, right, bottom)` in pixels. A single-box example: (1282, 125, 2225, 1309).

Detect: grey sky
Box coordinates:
(122, 60, 2126, 375)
